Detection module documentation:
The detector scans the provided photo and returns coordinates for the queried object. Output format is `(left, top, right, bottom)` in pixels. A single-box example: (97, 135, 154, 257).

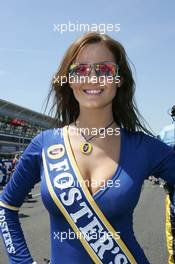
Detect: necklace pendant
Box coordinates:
(80, 142, 93, 154)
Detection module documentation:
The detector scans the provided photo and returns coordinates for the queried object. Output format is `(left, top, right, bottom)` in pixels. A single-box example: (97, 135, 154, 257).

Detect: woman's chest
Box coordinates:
(67, 133, 121, 196)
(40, 160, 145, 220)
(40, 127, 148, 219)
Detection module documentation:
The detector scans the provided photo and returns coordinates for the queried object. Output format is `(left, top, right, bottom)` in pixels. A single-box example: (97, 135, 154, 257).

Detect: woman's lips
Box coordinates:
(83, 89, 104, 95)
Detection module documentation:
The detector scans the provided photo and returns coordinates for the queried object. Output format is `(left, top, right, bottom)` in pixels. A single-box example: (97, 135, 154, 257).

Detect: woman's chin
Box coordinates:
(79, 101, 107, 109)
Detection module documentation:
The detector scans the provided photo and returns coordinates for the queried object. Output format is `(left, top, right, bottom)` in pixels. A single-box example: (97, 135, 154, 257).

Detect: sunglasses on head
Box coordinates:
(68, 61, 119, 77)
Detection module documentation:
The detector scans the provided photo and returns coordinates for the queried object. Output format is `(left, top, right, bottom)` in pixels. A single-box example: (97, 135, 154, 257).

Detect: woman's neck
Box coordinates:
(75, 105, 115, 130)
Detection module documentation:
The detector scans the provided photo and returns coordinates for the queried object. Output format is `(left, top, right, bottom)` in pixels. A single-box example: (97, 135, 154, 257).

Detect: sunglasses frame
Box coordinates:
(69, 61, 119, 77)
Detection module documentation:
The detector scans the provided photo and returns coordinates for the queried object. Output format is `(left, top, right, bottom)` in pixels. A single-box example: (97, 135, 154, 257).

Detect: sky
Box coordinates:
(0, 0, 175, 134)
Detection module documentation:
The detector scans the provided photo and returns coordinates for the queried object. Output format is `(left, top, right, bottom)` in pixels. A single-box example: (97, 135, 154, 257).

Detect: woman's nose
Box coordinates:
(88, 66, 97, 82)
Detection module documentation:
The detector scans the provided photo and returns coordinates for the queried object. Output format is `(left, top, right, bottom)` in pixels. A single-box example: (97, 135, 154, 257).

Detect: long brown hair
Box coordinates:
(44, 31, 154, 135)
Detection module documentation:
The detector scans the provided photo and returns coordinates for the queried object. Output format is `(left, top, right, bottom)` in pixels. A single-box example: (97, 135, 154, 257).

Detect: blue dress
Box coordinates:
(0, 126, 175, 264)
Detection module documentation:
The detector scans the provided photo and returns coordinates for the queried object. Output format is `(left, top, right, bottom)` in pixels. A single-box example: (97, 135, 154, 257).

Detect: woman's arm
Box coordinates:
(0, 132, 43, 264)
(145, 134, 175, 185)
(144, 134, 175, 263)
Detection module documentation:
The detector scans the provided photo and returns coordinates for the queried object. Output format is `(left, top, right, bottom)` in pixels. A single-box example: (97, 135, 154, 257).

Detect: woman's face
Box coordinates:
(69, 42, 119, 110)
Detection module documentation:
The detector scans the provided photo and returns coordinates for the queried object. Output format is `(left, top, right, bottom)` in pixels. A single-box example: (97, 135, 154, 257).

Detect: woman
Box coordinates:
(0, 32, 175, 264)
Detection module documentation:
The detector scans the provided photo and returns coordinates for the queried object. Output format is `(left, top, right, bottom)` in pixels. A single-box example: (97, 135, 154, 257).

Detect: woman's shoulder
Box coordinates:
(124, 127, 173, 153)
(37, 127, 65, 144)
(122, 127, 152, 143)
(42, 127, 62, 136)
(37, 126, 64, 136)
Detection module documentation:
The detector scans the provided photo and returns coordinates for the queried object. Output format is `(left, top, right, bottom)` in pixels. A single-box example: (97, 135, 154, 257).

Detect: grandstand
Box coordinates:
(0, 99, 54, 157)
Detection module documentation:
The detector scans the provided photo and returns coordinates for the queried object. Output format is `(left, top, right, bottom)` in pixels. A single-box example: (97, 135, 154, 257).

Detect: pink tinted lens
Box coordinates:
(97, 63, 116, 76)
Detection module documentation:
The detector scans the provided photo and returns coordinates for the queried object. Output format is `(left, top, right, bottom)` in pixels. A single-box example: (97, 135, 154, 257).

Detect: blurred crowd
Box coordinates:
(0, 154, 19, 187)
(0, 154, 32, 199)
